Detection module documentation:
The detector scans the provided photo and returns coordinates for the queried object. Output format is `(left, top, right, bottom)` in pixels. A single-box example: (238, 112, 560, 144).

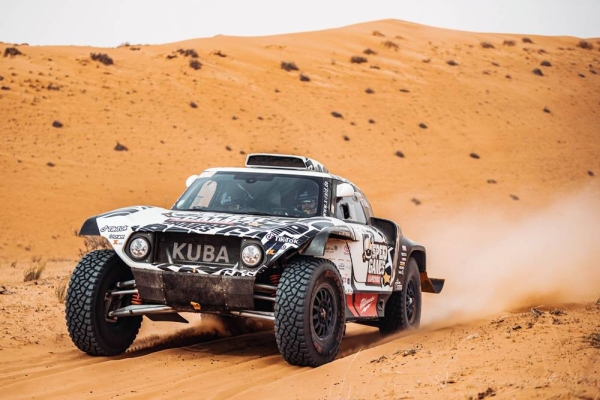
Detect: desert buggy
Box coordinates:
(66, 154, 444, 366)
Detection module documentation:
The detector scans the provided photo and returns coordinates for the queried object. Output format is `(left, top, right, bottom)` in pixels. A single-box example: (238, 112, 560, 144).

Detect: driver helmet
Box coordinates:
(220, 184, 247, 211)
(296, 184, 318, 216)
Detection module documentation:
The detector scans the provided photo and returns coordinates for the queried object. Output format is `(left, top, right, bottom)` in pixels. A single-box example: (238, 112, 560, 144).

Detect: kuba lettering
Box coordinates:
(172, 242, 230, 263)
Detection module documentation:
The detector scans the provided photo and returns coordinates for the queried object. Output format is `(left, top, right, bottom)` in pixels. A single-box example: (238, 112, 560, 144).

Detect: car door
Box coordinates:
(334, 190, 392, 290)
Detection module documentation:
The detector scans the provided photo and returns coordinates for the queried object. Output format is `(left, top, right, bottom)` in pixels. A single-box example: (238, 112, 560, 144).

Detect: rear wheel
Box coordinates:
(274, 257, 345, 366)
(66, 250, 142, 356)
(379, 257, 422, 334)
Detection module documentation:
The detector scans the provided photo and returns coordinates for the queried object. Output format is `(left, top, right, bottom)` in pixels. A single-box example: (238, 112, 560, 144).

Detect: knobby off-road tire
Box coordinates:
(274, 257, 345, 367)
(66, 250, 142, 356)
(379, 257, 422, 335)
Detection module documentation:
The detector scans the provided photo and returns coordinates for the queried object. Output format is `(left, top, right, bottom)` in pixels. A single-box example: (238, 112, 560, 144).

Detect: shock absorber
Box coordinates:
(131, 292, 143, 305)
(269, 273, 281, 287)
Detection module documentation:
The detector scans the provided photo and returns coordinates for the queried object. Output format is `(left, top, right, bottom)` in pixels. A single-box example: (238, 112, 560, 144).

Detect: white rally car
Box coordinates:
(66, 154, 444, 366)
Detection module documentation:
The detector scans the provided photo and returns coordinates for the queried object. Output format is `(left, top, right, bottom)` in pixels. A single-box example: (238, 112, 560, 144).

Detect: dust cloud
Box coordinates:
(419, 189, 600, 327)
(130, 314, 273, 352)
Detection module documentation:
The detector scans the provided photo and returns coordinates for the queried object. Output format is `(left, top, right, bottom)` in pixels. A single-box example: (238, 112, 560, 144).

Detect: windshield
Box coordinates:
(173, 172, 323, 218)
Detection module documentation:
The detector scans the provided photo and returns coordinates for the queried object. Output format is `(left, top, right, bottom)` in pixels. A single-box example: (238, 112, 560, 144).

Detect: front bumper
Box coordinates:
(132, 268, 256, 312)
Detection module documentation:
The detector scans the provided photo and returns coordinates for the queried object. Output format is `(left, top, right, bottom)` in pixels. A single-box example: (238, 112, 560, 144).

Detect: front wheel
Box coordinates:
(65, 250, 142, 356)
(274, 257, 345, 367)
(379, 257, 422, 334)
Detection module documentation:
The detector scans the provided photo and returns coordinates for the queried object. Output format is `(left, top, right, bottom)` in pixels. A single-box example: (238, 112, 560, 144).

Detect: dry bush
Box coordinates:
(522, 37, 534, 44)
(280, 61, 299, 71)
(177, 48, 198, 58)
(577, 40, 594, 50)
(480, 42, 495, 49)
(363, 48, 377, 55)
(372, 30, 385, 37)
(4, 47, 23, 57)
(331, 111, 343, 119)
(23, 257, 46, 282)
(447, 60, 459, 66)
(382, 41, 399, 50)
(55, 278, 69, 303)
(90, 53, 114, 66)
(299, 74, 310, 82)
(189, 59, 202, 70)
(75, 230, 111, 257)
(210, 50, 227, 57)
(503, 40, 516, 46)
(350, 56, 367, 64)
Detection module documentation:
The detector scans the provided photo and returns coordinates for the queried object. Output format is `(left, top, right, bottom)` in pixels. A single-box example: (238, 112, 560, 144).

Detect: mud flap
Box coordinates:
(420, 272, 445, 294)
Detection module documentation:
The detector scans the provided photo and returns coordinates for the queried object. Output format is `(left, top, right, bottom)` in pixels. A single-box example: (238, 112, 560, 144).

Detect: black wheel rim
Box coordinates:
(405, 277, 417, 324)
(312, 285, 335, 339)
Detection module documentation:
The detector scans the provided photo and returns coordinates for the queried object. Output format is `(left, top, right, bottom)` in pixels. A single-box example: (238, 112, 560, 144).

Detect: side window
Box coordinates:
(336, 196, 367, 224)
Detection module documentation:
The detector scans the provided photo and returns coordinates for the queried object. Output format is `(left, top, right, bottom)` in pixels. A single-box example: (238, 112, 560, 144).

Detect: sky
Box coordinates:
(1, 0, 598, 48)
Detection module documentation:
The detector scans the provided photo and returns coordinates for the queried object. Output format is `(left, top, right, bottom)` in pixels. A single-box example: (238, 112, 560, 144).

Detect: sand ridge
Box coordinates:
(0, 19, 599, 398)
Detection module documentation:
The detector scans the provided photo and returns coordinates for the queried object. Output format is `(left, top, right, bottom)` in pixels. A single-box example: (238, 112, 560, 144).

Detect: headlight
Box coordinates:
(129, 237, 150, 260)
(241, 244, 262, 267)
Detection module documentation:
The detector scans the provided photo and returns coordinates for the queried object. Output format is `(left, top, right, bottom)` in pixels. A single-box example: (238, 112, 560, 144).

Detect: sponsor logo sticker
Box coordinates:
(100, 225, 127, 233)
(171, 242, 230, 263)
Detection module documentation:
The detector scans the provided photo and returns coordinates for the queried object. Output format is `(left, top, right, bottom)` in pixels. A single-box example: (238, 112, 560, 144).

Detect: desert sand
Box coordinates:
(0, 19, 599, 399)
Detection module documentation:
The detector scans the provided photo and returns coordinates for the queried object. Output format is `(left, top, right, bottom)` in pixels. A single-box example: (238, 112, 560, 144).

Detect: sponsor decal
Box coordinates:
(171, 242, 230, 263)
(100, 225, 127, 233)
(399, 261, 405, 266)
(365, 243, 390, 286)
(353, 294, 378, 316)
(265, 232, 299, 245)
(108, 234, 125, 240)
(402, 245, 407, 251)
(360, 296, 375, 314)
(323, 180, 330, 217)
(401, 252, 407, 257)
(394, 281, 403, 290)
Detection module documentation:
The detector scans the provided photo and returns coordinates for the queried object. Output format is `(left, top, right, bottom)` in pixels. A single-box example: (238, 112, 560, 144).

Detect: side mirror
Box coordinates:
(336, 183, 354, 198)
(185, 175, 198, 188)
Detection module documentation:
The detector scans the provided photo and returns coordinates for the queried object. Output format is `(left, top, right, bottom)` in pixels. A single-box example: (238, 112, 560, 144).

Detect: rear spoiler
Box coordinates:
(420, 272, 445, 294)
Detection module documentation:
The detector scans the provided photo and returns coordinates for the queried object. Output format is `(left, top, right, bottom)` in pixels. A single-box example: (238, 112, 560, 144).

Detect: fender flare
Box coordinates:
(300, 226, 355, 257)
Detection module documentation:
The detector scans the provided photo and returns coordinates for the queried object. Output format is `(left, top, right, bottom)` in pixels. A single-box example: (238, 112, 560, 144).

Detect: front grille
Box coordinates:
(155, 233, 240, 266)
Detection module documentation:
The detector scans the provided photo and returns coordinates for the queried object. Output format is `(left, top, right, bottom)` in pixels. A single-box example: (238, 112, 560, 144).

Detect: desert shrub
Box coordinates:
(75, 230, 111, 257)
(4, 47, 22, 57)
(211, 50, 227, 57)
(177, 48, 198, 58)
(372, 30, 385, 37)
(365, 87, 374, 94)
(503, 40, 516, 46)
(480, 42, 494, 49)
(281, 61, 299, 71)
(190, 101, 198, 108)
(23, 257, 46, 282)
(382, 41, 399, 50)
(52, 120, 63, 128)
(363, 48, 377, 55)
(90, 53, 114, 66)
(331, 111, 343, 118)
(447, 60, 459, 66)
(522, 37, 533, 44)
(114, 141, 128, 151)
(189, 59, 202, 70)
(350, 56, 367, 64)
(532, 68, 544, 76)
(299, 74, 310, 82)
(540, 60, 552, 67)
(577, 40, 593, 50)
(55, 278, 69, 303)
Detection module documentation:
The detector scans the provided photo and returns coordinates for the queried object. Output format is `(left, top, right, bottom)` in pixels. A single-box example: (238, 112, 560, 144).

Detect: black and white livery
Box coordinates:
(66, 153, 444, 366)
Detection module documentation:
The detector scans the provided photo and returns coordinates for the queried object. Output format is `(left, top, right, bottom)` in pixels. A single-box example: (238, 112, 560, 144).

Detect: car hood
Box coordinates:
(82, 206, 350, 269)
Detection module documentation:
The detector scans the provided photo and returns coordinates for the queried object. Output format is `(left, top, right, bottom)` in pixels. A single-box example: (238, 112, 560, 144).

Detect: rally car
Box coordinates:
(66, 153, 444, 367)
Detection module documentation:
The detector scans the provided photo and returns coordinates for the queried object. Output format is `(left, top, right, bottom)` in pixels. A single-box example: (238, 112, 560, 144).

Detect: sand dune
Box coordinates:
(0, 19, 599, 398)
